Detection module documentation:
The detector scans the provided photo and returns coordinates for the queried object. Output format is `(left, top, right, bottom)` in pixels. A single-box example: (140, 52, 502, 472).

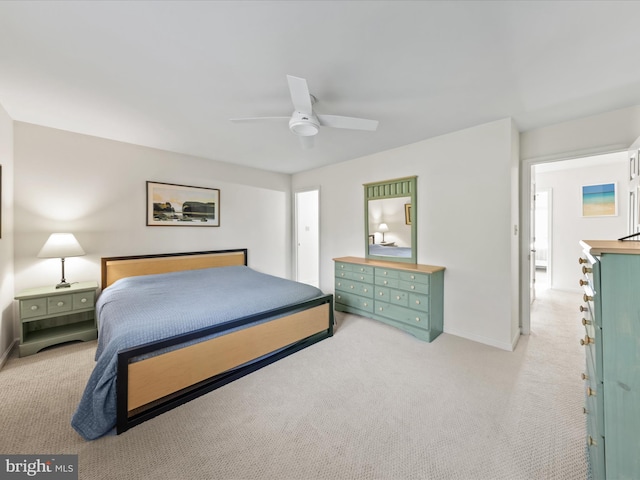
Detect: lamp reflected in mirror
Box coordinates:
(378, 223, 389, 243)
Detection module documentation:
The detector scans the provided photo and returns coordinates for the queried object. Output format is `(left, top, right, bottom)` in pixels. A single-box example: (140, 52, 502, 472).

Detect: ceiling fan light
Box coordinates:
(289, 120, 319, 136)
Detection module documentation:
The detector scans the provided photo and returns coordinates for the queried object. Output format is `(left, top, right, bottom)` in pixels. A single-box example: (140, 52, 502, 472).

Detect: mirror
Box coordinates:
(364, 176, 417, 264)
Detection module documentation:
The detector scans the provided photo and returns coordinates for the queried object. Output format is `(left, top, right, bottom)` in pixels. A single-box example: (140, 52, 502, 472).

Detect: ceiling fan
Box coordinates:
(230, 75, 379, 148)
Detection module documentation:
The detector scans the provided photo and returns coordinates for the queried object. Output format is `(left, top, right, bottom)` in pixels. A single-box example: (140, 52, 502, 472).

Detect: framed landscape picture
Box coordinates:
(582, 182, 617, 217)
(147, 181, 220, 226)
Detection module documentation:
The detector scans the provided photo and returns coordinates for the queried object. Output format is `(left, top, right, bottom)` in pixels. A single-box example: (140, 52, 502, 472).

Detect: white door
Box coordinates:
(295, 189, 319, 287)
(530, 180, 536, 304)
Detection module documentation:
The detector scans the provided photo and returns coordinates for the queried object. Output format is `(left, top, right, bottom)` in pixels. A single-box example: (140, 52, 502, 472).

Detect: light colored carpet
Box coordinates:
(0, 288, 588, 479)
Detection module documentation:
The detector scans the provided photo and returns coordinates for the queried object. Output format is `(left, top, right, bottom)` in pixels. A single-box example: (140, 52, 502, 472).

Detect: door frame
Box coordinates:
(520, 146, 628, 335)
(293, 187, 320, 287)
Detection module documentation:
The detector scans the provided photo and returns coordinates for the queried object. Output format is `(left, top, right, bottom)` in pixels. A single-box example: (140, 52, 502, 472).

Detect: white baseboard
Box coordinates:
(0, 339, 17, 370)
(444, 328, 516, 351)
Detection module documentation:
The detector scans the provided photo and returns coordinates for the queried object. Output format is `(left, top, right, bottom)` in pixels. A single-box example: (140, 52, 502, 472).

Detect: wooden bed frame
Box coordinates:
(100, 249, 334, 434)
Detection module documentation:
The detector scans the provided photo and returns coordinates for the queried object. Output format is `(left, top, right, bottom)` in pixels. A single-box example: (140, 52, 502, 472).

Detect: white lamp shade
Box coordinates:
(37, 233, 86, 258)
(378, 223, 389, 233)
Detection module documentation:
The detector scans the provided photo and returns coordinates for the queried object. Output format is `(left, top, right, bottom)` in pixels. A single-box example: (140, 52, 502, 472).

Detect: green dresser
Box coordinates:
(580, 240, 640, 480)
(333, 256, 444, 342)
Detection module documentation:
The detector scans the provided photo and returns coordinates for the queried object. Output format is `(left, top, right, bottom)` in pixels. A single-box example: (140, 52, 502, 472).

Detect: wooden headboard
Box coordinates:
(101, 249, 248, 288)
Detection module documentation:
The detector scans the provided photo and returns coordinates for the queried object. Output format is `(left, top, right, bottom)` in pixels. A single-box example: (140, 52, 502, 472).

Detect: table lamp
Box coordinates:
(37, 233, 86, 288)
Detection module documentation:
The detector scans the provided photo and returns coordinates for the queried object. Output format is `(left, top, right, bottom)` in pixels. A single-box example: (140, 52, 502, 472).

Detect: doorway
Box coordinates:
(533, 188, 551, 293)
(294, 188, 319, 288)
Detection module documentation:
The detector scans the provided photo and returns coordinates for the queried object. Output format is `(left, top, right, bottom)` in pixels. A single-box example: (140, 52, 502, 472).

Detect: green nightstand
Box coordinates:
(15, 281, 98, 357)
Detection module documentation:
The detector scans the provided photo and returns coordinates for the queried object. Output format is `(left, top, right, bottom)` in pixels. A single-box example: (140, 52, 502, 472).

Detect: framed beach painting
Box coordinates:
(582, 182, 617, 217)
(147, 181, 220, 226)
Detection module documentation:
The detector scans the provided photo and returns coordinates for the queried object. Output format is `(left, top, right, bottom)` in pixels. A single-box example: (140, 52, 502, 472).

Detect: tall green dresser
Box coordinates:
(333, 256, 444, 342)
(579, 240, 640, 480)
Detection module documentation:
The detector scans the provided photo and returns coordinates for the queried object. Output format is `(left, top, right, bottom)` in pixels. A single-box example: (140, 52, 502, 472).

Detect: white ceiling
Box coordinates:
(2, 1, 640, 174)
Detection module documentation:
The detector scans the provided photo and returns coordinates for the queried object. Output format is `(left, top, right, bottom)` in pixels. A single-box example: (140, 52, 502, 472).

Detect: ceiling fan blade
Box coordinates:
(298, 135, 314, 149)
(229, 116, 289, 123)
(317, 114, 379, 131)
(287, 75, 313, 114)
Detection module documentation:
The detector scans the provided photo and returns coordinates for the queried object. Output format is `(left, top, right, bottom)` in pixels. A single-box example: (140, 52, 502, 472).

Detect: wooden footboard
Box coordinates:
(116, 295, 333, 434)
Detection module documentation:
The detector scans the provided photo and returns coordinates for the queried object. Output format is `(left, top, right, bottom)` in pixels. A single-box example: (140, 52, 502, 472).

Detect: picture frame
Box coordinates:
(147, 181, 220, 227)
(581, 182, 617, 217)
(404, 203, 412, 225)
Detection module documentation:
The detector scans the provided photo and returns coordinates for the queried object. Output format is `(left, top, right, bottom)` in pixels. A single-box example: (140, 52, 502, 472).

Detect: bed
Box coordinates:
(71, 249, 333, 440)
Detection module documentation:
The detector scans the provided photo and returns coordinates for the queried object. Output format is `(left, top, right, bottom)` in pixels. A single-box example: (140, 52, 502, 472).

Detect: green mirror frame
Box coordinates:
(364, 176, 417, 264)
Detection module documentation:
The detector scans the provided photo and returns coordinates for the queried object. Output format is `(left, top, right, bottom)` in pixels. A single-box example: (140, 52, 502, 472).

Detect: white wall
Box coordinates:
(0, 103, 14, 364)
(293, 118, 520, 351)
(13, 122, 293, 294)
(534, 155, 628, 292)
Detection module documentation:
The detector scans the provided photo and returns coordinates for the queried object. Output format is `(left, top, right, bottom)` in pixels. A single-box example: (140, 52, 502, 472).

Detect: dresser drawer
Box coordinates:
(399, 280, 429, 295)
(336, 262, 374, 275)
(335, 291, 374, 313)
(375, 267, 399, 279)
(398, 271, 430, 285)
(375, 301, 429, 329)
(19, 298, 48, 320)
(409, 292, 429, 309)
(375, 276, 399, 288)
(335, 278, 374, 298)
(335, 269, 374, 284)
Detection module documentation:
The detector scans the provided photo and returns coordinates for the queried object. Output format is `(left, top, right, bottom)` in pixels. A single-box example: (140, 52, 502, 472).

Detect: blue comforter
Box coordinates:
(71, 266, 324, 440)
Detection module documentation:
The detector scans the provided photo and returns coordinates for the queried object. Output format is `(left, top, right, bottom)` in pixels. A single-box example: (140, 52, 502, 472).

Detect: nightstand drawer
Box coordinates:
(73, 291, 95, 310)
(47, 294, 73, 315)
(20, 298, 48, 320)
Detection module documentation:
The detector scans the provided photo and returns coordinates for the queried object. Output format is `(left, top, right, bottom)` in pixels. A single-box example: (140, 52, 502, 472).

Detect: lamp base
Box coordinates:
(56, 282, 71, 289)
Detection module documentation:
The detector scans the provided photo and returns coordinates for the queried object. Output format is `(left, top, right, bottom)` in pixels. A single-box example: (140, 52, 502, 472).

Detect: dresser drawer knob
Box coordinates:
(579, 279, 588, 287)
(359, 276, 364, 280)
(583, 294, 593, 302)
(363, 288, 368, 293)
(350, 285, 354, 289)
(80, 298, 88, 303)
(415, 300, 420, 305)
(582, 266, 592, 274)
(410, 285, 415, 290)
(583, 407, 588, 415)
(57, 301, 64, 307)
(578, 257, 587, 264)
(379, 292, 384, 296)
(340, 273, 345, 277)
(383, 271, 388, 275)
(363, 302, 368, 307)
(588, 436, 597, 446)
(579, 305, 588, 312)
(410, 275, 415, 280)
(379, 307, 384, 312)
(580, 336, 594, 346)
(581, 318, 591, 326)
(415, 317, 421, 322)
(581, 372, 588, 380)
(587, 387, 596, 397)
(337, 295, 342, 300)
(396, 295, 401, 300)
(383, 280, 388, 285)
(30, 305, 38, 311)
